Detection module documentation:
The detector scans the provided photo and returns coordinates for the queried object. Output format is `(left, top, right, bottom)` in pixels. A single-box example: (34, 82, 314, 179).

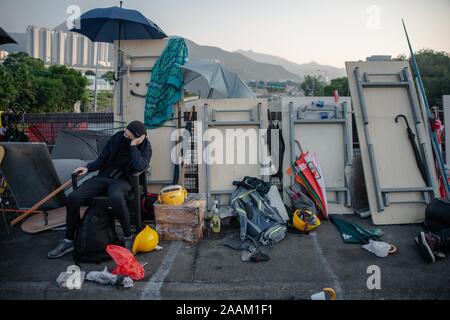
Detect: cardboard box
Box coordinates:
(155, 223, 204, 243)
(154, 193, 206, 243)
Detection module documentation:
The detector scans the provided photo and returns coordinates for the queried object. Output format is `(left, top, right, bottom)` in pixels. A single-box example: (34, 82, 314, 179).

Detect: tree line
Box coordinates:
(300, 49, 450, 108)
(0, 49, 448, 113)
(0, 52, 89, 113)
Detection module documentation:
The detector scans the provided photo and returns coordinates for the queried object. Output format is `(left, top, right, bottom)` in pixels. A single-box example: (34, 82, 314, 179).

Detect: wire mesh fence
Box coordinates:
(182, 111, 199, 193)
(22, 111, 201, 192)
(23, 112, 115, 151)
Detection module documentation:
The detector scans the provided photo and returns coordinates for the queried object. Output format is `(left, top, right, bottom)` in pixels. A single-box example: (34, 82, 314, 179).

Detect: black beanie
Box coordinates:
(127, 121, 146, 138)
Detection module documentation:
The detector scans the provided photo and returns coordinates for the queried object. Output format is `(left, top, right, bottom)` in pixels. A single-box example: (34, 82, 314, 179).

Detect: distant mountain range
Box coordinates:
(236, 49, 346, 80)
(1, 27, 344, 82)
(184, 39, 300, 82)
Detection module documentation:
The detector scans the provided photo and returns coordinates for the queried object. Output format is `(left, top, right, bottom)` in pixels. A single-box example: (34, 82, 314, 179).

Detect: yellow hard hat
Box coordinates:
(293, 209, 321, 232)
(132, 225, 159, 254)
(159, 185, 188, 205)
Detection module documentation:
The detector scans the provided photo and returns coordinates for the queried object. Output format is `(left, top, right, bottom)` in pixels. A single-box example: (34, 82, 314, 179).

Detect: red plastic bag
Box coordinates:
(106, 245, 145, 280)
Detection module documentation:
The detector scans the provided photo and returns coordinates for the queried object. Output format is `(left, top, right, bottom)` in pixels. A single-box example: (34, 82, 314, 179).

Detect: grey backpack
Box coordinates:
(231, 186, 287, 249)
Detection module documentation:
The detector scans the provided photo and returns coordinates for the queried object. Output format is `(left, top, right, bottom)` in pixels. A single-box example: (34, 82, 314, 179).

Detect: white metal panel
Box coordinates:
(187, 99, 268, 207)
(346, 61, 439, 225)
(112, 39, 176, 191)
(281, 97, 353, 214)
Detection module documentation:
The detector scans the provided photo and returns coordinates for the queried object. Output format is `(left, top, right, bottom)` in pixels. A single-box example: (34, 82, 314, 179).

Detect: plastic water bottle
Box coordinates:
(211, 201, 221, 233)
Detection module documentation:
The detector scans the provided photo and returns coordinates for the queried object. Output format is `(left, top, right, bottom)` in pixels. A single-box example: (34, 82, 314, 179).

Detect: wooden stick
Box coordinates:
(0, 146, 5, 163)
(10, 178, 73, 226)
(3, 209, 44, 214)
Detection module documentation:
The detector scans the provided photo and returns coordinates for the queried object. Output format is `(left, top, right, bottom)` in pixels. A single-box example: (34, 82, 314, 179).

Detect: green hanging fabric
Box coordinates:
(330, 215, 383, 244)
(144, 37, 188, 128)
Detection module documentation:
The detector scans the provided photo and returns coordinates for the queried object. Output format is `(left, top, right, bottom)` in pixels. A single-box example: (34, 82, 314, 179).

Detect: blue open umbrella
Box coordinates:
(70, 1, 167, 45)
(0, 26, 17, 45)
(70, 1, 168, 112)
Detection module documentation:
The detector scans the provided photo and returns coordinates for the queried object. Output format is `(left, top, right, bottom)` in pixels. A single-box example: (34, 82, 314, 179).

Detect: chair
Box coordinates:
(71, 170, 148, 232)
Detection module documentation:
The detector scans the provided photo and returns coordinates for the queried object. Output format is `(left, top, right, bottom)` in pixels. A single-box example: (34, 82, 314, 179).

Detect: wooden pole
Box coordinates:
(3, 209, 44, 214)
(10, 178, 73, 226)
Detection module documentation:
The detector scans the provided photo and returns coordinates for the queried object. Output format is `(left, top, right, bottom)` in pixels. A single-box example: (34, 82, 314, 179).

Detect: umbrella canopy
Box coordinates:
(0, 26, 17, 45)
(181, 59, 256, 99)
(51, 130, 112, 161)
(430, 107, 446, 197)
(70, 4, 167, 44)
(331, 216, 383, 244)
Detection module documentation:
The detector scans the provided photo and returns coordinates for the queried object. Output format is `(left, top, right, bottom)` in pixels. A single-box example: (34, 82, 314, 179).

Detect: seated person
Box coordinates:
(416, 199, 450, 263)
(48, 121, 152, 259)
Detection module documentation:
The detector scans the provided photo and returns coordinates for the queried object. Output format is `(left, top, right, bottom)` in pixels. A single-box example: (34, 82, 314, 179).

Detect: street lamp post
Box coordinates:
(93, 44, 99, 112)
(317, 69, 328, 96)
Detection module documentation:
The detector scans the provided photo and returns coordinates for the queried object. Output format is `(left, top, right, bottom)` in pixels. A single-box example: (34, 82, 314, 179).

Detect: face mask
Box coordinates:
(124, 132, 134, 141)
(122, 136, 132, 149)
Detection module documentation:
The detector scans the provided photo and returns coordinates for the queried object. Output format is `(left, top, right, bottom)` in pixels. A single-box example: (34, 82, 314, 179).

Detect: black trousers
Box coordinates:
(425, 200, 450, 252)
(65, 175, 132, 240)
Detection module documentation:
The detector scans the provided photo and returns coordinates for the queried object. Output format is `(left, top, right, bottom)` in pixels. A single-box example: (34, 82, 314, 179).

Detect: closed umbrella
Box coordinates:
(181, 59, 256, 99)
(430, 107, 446, 197)
(395, 114, 428, 184)
(306, 152, 328, 216)
(287, 141, 328, 219)
(290, 153, 327, 218)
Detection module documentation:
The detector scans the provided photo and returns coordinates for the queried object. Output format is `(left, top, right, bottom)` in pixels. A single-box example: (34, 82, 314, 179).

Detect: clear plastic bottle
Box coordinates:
(211, 200, 221, 233)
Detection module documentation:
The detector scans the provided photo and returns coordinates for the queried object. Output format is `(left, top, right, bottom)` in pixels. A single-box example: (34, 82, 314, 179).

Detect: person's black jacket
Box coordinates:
(86, 131, 152, 179)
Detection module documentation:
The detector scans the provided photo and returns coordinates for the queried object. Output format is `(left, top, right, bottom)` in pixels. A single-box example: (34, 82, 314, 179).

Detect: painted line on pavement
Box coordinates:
(140, 241, 182, 300)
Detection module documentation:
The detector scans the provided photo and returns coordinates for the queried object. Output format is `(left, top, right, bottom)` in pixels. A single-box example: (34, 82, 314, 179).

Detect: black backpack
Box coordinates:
(73, 201, 118, 264)
(425, 199, 450, 233)
(232, 176, 271, 195)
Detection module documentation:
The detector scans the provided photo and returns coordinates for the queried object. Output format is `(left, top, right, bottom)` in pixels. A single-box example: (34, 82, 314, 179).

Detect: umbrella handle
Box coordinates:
(189, 106, 195, 121)
(394, 114, 412, 131)
(431, 107, 439, 120)
(295, 140, 303, 156)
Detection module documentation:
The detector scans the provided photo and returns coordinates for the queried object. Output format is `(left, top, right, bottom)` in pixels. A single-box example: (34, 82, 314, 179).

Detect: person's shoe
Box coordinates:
(123, 235, 134, 252)
(48, 239, 74, 259)
(418, 232, 440, 263)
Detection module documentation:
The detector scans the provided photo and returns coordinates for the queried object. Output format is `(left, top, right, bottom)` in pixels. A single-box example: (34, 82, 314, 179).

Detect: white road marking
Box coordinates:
(140, 241, 182, 300)
(310, 232, 344, 299)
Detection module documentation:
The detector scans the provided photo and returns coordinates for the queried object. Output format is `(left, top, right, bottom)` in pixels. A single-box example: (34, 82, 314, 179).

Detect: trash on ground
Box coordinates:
(361, 239, 396, 258)
(241, 250, 270, 263)
(106, 245, 145, 281)
(311, 288, 337, 300)
(56, 270, 86, 289)
(86, 266, 134, 289)
(210, 200, 221, 233)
